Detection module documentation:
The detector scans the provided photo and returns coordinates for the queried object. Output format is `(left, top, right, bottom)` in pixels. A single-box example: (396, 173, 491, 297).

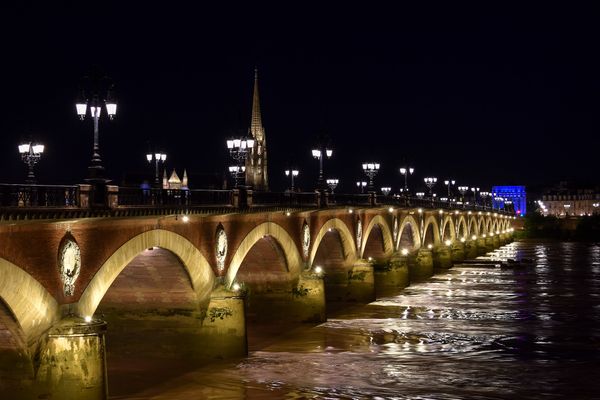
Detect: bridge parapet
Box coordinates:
(0, 183, 513, 221)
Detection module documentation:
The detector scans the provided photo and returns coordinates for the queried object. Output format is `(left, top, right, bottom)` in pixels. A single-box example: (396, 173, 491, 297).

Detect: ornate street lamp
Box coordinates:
(326, 178, 339, 193)
(228, 165, 246, 187)
(226, 136, 254, 187)
(146, 152, 167, 187)
(480, 191, 490, 208)
(285, 169, 299, 192)
(18, 141, 44, 184)
(312, 145, 333, 190)
(424, 177, 437, 195)
(399, 167, 414, 193)
(362, 162, 380, 191)
(416, 192, 425, 199)
(471, 187, 480, 205)
(75, 73, 117, 182)
(444, 179, 455, 197)
(381, 187, 391, 196)
(356, 181, 367, 194)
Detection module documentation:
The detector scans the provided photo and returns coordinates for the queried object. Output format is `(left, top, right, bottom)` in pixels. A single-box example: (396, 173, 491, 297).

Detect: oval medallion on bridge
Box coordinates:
(58, 234, 81, 297)
(393, 216, 399, 245)
(215, 225, 227, 272)
(302, 221, 310, 259)
(356, 218, 363, 251)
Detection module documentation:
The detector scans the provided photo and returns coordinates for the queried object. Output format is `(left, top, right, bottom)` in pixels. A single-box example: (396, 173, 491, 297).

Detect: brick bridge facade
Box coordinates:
(0, 205, 513, 399)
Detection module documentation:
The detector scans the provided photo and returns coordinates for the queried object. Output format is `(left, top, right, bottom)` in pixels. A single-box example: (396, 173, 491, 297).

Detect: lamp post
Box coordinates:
(471, 187, 480, 205)
(458, 186, 469, 204)
(311, 145, 333, 190)
(18, 141, 44, 184)
(326, 178, 339, 193)
(75, 74, 117, 182)
(356, 181, 367, 194)
(226, 136, 254, 187)
(424, 177, 437, 196)
(381, 187, 391, 196)
(285, 169, 299, 192)
(416, 192, 425, 199)
(362, 162, 380, 191)
(146, 152, 167, 187)
(480, 191, 490, 208)
(399, 167, 414, 193)
(444, 179, 455, 198)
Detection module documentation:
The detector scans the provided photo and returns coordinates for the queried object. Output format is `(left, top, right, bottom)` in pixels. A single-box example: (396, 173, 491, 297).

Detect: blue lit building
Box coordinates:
(492, 186, 526, 216)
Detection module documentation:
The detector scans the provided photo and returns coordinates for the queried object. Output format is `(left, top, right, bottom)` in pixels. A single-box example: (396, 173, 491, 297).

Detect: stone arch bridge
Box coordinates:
(0, 187, 514, 399)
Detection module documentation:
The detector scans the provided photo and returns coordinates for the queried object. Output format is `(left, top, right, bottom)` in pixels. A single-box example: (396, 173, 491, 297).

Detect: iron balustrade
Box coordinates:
(328, 193, 372, 206)
(117, 187, 232, 207)
(0, 183, 512, 218)
(0, 184, 79, 207)
(251, 191, 318, 207)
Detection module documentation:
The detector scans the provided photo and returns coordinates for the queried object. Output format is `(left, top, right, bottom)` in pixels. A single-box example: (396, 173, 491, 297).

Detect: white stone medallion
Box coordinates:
(302, 221, 310, 259)
(216, 225, 227, 272)
(356, 218, 363, 252)
(393, 215, 399, 248)
(58, 235, 81, 296)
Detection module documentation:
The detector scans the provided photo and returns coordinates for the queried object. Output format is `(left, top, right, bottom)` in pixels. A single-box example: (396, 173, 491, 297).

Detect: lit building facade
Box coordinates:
(539, 189, 600, 217)
(492, 185, 526, 216)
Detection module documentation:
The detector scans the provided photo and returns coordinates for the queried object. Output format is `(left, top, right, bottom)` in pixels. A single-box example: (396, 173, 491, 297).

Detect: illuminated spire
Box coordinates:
(250, 67, 263, 139)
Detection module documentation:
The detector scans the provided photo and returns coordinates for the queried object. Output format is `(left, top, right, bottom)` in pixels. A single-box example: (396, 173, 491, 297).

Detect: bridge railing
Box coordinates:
(0, 184, 79, 207)
(0, 182, 512, 219)
(251, 191, 318, 207)
(117, 187, 232, 207)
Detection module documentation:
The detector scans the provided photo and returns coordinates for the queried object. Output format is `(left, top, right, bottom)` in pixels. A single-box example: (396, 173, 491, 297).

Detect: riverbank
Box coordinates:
(516, 213, 600, 241)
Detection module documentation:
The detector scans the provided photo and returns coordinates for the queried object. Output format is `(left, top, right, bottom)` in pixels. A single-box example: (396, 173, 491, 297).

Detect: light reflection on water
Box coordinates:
(117, 241, 600, 399)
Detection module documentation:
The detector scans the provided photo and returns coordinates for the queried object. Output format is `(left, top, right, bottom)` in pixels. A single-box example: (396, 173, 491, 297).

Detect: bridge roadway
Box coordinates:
(0, 185, 514, 399)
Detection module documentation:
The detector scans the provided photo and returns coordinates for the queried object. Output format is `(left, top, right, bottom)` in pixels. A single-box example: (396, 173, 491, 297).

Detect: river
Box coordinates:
(110, 241, 600, 399)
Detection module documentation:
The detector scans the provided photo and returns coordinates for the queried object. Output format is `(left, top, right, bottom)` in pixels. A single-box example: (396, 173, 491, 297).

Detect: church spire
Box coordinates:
(250, 67, 263, 139)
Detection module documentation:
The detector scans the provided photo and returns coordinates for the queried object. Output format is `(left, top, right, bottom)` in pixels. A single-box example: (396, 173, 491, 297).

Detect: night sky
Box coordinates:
(1, 3, 598, 194)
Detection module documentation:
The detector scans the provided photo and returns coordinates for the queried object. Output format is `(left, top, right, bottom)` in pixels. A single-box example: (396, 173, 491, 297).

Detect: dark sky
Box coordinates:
(1, 3, 598, 194)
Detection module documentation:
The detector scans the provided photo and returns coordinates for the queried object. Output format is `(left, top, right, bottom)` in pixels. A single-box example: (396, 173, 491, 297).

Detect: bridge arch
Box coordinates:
(422, 215, 441, 246)
(456, 215, 468, 239)
(397, 215, 421, 251)
(309, 218, 357, 266)
(491, 219, 499, 234)
(361, 215, 393, 258)
(468, 216, 479, 236)
(77, 229, 215, 318)
(226, 222, 302, 288)
(441, 215, 456, 241)
(477, 217, 486, 235)
(0, 258, 60, 344)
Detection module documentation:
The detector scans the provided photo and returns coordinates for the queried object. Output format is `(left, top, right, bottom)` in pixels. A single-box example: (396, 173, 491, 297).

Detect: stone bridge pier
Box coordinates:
(0, 206, 514, 399)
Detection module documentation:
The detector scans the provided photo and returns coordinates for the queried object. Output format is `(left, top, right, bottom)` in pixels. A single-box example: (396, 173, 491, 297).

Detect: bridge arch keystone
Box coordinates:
(77, 229, 215, 318)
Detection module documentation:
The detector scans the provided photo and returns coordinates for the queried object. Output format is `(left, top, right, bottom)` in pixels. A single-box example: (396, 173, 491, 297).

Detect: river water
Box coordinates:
(111, 241, 600, 399)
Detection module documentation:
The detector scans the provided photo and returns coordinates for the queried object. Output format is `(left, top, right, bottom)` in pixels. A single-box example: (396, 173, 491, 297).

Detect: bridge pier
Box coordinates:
(200, 287, 247, 359)
(451, 242, 466, 263)
(346, 260, 376, 303)
(484, 236, 495, 252)
(409, 248, 433, 281)
(433, 245, 453, 269)
(36, 316, 108, 400)
(289, 271, 326, 322)
(476, 238, 488, 255)
(492, 235, 500, 248)
(374, 252, 409, 293)
(464, 240, 478, 259)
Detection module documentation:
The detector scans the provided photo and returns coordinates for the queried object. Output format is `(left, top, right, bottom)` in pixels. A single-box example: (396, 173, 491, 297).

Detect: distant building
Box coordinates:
(162, 169, 188, 190)
(539, 183, 600, 217)
(492, 186, 526, 216)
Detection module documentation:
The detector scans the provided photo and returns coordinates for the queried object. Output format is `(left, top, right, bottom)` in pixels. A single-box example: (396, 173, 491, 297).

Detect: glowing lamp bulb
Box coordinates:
(232, 283, 241, 291)
(182, 215, 190, 223)
(314, 266, 323, 274)
(427, 244, 433, 249)
(401, 248, 409, 256)
(445, 240, 452, 246)
(84, 316, 92, 323)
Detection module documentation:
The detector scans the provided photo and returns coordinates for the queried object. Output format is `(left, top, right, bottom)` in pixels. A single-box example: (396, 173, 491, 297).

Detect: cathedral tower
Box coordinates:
(245, 68, 268, 191)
